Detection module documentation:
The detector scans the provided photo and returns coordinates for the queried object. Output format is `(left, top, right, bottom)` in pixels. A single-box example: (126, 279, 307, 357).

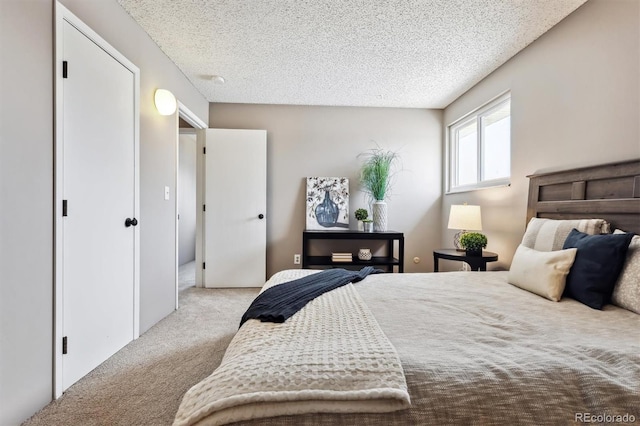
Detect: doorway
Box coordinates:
(178, 125, 197, 292)
(175, 103, 207, 306)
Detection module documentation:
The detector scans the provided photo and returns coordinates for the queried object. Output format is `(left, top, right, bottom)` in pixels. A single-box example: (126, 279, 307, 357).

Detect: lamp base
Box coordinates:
(453, 230, 466, 251)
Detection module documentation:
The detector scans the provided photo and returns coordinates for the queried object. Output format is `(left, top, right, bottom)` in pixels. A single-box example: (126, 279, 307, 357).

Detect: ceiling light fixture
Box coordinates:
(154, 89, 177, 115)
(210, 75, 225, 84)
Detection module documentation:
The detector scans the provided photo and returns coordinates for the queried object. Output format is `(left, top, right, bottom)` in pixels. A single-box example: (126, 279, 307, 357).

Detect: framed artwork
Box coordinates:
(306, 177, 349, 230)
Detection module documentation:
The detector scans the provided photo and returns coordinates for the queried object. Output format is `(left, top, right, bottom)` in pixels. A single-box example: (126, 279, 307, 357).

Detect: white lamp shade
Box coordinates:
(448, 204, 482, 231)
(154, 89, 177, 115)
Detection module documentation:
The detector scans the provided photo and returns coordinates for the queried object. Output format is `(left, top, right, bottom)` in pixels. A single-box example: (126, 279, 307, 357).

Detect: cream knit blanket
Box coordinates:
(173, 269, 410, 426)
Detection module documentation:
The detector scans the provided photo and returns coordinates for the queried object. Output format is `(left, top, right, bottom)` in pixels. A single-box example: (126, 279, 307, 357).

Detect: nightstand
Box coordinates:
(433, 249, 498, 272)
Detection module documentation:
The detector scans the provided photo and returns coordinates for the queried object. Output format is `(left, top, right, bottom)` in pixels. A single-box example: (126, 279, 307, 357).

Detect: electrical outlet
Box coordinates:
(294, 254, 301, 265)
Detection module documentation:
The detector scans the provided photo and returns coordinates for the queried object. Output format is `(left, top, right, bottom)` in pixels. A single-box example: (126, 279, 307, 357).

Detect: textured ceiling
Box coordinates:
(117, 0, 587, 108)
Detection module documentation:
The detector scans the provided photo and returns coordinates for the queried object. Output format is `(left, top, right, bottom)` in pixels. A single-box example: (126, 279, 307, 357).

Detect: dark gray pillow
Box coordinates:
(562, 229, 634, 309)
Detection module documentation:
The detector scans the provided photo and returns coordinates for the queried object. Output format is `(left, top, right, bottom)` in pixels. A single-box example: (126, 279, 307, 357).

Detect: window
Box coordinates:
(448, 93, 511, 193)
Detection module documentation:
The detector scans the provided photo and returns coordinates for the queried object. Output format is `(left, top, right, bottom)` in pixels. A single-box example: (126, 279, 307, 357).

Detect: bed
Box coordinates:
(175, 160, 640, 425)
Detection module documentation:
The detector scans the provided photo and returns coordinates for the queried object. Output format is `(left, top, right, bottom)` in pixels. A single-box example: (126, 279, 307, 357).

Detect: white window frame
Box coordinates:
(447, 92, 511, 193)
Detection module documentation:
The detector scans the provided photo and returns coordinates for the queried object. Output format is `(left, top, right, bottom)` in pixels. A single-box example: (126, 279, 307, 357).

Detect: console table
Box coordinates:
(303, 230, 404, 273)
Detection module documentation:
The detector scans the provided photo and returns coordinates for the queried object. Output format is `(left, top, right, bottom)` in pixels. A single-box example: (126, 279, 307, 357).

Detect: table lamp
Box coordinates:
(448, 204, 482, 251)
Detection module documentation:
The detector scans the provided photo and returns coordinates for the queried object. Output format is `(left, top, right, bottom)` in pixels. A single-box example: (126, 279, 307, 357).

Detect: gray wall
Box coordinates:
(179, 133, 197, 265)
(0, 1, 208, 424)
(440, 0, 640, 272)
(0, 2, 54, 423)
(210, 104, 443, 277)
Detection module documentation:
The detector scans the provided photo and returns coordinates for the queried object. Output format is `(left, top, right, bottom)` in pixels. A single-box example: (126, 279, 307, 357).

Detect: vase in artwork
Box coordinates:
(372, 200, 387, 232)
(315, 190, 339, 227)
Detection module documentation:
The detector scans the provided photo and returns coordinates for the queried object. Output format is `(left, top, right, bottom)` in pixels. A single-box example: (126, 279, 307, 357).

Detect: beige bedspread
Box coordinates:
(229, 270, 640, 425)
(174, 271, 410, 426)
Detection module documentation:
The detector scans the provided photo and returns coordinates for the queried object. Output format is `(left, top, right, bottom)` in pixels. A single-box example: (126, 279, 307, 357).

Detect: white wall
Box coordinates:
(210, 104, 443, 276)
(0, 1, 208, 424)
(179, 133, 197, 265)
(440, 0, 640, 271)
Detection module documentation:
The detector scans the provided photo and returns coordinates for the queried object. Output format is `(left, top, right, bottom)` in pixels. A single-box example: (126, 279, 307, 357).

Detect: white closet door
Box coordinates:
(204, 129, 267, 287)
(62, 19, 136, 389)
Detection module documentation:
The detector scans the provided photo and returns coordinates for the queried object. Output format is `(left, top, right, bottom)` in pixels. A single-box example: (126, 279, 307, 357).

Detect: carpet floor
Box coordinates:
(178, 261, 196, 292)
(22, 287, 259, 426)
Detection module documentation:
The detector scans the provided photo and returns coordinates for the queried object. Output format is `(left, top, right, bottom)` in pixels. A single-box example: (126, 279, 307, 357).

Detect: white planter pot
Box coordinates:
(372, 200, 387, 232)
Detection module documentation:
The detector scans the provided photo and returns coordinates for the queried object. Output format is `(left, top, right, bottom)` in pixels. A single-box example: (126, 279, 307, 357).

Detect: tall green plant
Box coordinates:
(359, 148, 399, 201)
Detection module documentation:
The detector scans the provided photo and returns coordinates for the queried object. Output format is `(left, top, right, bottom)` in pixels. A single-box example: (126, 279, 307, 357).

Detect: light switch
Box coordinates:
(164, 186, 170, 200)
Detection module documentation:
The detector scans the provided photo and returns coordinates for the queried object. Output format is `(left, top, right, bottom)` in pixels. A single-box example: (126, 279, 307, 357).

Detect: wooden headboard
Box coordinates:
(527, 159, 640, 234)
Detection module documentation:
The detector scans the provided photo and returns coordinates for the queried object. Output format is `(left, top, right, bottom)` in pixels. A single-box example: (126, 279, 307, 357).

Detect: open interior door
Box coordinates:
(204, 129, 267, 287)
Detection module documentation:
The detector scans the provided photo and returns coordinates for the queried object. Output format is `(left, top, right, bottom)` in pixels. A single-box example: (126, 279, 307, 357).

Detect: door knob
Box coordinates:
(125, 217, 138, 227)
(258, 214, 265, 219)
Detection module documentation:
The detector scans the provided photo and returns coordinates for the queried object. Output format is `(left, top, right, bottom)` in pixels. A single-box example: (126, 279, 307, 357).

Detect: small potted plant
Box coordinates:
(460, 232, 487, 256)
(362, 219, 374, 232)
(355, 208, 368, 231)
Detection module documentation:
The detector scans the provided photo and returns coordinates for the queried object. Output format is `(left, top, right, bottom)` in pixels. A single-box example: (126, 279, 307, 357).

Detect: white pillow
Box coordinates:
(521, 217, 609, 252)
(611, 229, 640, 314)
(508, 244, 577, 302)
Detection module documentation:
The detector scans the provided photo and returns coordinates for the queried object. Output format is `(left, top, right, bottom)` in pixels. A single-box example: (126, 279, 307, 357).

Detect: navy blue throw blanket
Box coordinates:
(240, 267, 382, 328)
